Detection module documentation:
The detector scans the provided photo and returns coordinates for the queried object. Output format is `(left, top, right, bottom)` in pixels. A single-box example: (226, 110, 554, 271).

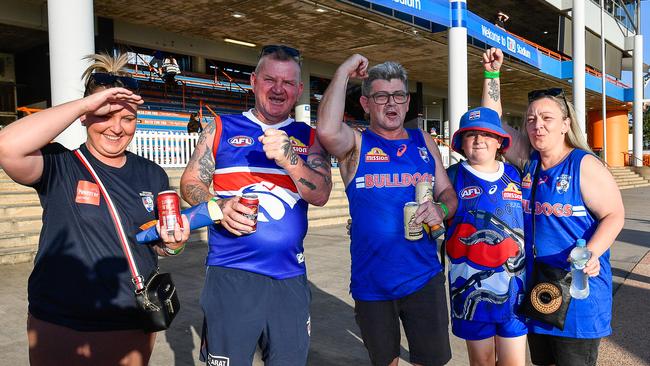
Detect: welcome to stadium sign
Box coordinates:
(361, 0, 542, 69)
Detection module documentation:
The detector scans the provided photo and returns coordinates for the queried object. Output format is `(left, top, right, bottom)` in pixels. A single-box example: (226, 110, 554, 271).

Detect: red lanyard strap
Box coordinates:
(74, 149, 145, 291)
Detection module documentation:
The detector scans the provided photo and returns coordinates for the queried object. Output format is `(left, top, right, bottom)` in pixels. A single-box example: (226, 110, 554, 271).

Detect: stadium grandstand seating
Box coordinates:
(127, 65, 254, 131)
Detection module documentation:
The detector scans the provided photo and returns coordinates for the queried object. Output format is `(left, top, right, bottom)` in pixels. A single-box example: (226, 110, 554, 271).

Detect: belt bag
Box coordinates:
(521, 261, 572, 330)
(75, 150, 180, 332)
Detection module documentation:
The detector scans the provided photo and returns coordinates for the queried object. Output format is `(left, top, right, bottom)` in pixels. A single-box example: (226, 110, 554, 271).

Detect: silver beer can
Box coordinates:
(404, 202, 423, 241)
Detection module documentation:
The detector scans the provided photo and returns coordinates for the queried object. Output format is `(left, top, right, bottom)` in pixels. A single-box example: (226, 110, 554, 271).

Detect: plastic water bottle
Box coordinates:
(570, 239, 591, 299)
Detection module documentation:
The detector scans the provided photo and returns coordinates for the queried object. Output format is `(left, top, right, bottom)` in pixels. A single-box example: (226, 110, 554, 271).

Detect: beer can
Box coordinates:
(415, 179, 434, 204)
(404, 202, 423, 241)
(239, 193, 259, 233)
(157, 190, 182, 235)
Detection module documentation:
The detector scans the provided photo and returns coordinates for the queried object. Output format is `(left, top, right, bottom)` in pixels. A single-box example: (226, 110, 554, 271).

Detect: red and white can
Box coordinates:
(239, 193, 259, 233)
(157, 190, 182, 235)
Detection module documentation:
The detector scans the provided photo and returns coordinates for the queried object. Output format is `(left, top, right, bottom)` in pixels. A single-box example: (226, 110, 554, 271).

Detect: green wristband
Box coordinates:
(163, 243, 186, 256)
(437, 202, 449, 219)
(484, 70, 500, 79)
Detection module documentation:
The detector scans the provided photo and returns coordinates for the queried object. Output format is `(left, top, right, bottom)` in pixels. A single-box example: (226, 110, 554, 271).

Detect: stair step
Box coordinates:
(0, 231, 41, 249)
(0, 191, 41, 204)
(0, 245, 37, 265)
(309, 216, 350, 228)
(0, 215, 42, 233)
(308, 206, 349, 220)
(0, 203, 43, 217)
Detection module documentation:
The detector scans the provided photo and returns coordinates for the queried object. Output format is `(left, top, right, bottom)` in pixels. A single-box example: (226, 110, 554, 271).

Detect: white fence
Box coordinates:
(129, 130, 451, 169)
(128, 131, 199, 167)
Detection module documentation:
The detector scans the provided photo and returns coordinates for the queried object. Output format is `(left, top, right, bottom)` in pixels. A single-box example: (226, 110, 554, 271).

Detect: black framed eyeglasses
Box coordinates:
(88, 72, 139, 91)
(368, 91, 409, 105)
(528, 87, 569, 111)
(259, 44, 301, 63)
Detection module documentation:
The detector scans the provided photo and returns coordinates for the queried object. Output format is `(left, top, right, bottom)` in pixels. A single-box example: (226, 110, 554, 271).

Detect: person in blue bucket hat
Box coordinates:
(445, 106, 531, 366)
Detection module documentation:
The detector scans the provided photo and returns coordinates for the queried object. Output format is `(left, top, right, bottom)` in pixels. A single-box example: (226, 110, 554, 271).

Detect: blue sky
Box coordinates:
(620, 0, 649, 98)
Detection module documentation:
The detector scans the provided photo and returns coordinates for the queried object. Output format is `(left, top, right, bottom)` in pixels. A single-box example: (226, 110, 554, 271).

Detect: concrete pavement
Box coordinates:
(0, 187, 649, 365)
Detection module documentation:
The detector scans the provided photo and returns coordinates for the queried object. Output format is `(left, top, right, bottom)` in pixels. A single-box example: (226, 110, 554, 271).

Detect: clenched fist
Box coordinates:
(258, 128, 299, 168)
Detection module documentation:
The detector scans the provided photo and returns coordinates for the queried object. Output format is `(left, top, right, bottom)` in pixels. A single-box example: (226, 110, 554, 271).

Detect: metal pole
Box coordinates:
(573, 0, 587, 136)
(600, 0, 607, 162)
(633, 33, 644, 167)
(632, 1, 644, 167)
(448, 0, 468, 164)
(49, 0, 95, 149)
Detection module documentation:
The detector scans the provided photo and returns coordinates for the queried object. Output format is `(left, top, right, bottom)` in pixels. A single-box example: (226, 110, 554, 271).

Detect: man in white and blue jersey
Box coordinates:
(317, 54, 458, 366)
(180, 45, 332, 366)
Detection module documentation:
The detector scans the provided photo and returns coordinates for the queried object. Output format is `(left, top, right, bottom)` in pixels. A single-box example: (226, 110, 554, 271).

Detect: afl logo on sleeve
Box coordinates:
(365, 147, 390, 162)
(75, 180, 100, 206)
(228, 135, 254, 147)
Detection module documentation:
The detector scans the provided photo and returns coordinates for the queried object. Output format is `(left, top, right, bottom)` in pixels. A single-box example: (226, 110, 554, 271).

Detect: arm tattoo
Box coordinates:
(298, 178, 317, 190)
(306, 152, 332, 186)
(182, 183, 212, 205)
(281, 139, 299, 165)
(196, 122, 216, 147)
(198, 149, 214, 185)
(488, 79, 500, 102)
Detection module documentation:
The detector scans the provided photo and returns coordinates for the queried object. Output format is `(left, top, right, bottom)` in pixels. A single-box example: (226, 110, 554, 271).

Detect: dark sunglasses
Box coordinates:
(88, 72, 139, 91)
(259, 45, 301, 63)
(528, 87, 569, 111)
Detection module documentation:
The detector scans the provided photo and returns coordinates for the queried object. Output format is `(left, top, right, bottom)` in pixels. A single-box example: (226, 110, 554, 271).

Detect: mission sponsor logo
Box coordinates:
(290, 137, 309, 155)
(521, 173, 532, 189)
(228, 135, 254, 147)
(460, 186, 483, 199)
(502, 182, 522, 201)
(365, 147, 390, 162)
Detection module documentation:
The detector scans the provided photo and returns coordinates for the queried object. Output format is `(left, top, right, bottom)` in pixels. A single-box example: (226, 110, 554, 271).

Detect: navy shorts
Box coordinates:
(452, 316, 528, 340)
(354, 272, 452, 366)
(199, 266, 311, 366)
(528, 333, 601, 366)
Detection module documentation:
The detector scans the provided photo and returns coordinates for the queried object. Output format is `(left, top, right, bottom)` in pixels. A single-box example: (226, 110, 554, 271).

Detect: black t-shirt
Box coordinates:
(28, 143, 169, 331)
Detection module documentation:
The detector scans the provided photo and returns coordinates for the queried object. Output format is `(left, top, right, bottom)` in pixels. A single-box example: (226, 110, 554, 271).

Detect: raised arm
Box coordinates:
(579, 155, 625, 277)
(259, 129, 332, 206)
(0, 88, 142, 185)
(317, 54, 368, 160)
(480, 47, 530, 168)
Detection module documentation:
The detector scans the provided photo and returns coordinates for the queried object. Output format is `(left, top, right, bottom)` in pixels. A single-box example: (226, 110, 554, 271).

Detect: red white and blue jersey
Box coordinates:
(346, 128, 443, 301)
(445, 161, 529, 323)
(207, 110, 315, 279)
(523, 149, 611, 338)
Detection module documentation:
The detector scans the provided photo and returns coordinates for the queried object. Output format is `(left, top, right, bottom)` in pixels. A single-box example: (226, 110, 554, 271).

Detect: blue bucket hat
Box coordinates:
(451, 107, 511, 154)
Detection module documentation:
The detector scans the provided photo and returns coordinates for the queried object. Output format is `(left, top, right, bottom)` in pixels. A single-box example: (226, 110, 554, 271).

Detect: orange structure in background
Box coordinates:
(587, 110, 629, 167)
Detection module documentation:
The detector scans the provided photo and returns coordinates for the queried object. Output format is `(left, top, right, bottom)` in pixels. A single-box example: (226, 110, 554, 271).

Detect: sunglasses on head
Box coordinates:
(258, 44, 301, 63)
(527, 87, 570, 111)
(88, 72, 139, 91)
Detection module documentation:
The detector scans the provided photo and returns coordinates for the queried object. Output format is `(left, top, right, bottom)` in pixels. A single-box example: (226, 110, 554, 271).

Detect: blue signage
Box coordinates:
(362, 0, 541, 69)
(364, 0, 449, 26)
(466, 13, 541, 69)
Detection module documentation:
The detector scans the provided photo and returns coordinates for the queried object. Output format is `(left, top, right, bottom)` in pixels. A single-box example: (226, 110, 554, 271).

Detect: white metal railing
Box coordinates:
(439, 145, 450, 168)
(128, 130, 199, 167)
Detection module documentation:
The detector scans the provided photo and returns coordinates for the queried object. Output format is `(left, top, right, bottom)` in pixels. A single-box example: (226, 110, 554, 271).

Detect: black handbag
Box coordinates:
(520, 160, 571, 330)
(135, 270, 180, 332)
(521, 261, 572, 329)
(75, 150, 180, 332)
